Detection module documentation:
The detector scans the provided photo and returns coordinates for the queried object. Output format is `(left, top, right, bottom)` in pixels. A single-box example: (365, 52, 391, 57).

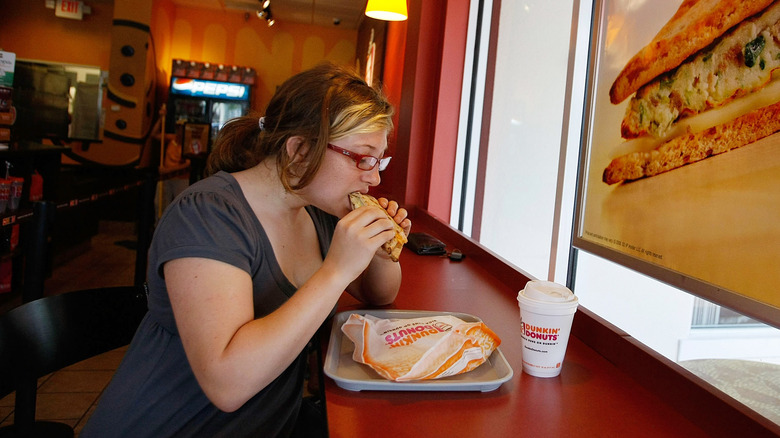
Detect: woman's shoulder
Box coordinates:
(160, 171, 253, 227)
(183, 171, 239, 196)
(152, 171, 262, 271)
(173, 172, 244, 207)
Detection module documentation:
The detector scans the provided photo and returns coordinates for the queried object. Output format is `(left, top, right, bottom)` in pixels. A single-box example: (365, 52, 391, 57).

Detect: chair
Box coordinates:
(0, 285, 148, 437)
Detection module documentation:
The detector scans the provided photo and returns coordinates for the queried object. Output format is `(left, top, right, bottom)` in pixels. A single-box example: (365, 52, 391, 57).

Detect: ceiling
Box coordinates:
(170, 0, 369, 29)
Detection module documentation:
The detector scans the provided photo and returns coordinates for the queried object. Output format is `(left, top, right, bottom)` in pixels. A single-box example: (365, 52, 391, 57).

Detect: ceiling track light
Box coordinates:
(256, 2, 274, 26)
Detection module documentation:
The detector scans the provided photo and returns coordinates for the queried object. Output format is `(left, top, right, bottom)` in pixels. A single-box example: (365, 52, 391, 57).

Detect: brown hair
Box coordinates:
(205, 62, 394, 191)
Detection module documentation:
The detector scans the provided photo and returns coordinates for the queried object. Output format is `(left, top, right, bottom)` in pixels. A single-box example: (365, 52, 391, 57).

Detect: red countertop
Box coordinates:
(324, 242, 714, 437)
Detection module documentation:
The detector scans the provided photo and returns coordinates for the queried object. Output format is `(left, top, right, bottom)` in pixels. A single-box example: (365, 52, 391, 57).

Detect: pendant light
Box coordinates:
(365, 0, 408, 21)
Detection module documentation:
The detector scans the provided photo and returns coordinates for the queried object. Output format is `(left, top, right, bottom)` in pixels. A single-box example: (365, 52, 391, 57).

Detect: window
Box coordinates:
(448, 0, 780, 425)
(452, 0, 581, 283)
(692, 298, 764, 328)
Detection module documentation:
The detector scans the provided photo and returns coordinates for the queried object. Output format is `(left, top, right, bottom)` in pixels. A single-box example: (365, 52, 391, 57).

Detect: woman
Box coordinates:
(82, 63, 410, 437)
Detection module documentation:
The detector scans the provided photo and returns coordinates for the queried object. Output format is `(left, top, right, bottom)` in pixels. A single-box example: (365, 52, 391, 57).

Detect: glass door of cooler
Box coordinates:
(168, 97, 208, 132)
(210, 101, 247, 144)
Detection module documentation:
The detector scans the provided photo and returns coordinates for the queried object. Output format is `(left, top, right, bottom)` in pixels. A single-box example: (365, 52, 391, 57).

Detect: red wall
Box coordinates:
(428, 0, 471, 221)
(372, 19, 407, 200)
(380, 0, 467, 223)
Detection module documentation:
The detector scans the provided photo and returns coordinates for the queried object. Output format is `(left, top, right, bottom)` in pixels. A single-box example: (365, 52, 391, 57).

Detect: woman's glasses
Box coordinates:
(327, 143, 391, 171)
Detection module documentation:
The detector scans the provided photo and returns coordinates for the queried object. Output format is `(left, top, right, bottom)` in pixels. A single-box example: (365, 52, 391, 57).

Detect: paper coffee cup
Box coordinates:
(517, 280, 578, 378)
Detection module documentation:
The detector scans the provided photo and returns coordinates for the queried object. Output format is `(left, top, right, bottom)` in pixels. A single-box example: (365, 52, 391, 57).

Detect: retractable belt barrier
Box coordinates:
(0, 169, 163, 305)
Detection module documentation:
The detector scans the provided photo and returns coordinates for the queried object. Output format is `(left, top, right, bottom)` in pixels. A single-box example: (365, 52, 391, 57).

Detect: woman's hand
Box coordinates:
(337, 197, 410, 306)
(324, 206, 398, 284)
(377, 197, 412, 237)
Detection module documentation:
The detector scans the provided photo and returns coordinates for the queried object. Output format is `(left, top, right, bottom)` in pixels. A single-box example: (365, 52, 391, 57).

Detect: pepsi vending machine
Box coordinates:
(166, 61, 253, 153)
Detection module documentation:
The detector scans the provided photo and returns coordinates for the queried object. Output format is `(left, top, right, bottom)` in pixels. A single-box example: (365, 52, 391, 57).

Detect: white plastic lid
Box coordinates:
(520, 280, 575, 303)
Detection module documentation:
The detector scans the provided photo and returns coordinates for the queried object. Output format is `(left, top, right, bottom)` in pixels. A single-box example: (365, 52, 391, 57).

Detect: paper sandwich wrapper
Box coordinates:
(341, 313, 501, 382)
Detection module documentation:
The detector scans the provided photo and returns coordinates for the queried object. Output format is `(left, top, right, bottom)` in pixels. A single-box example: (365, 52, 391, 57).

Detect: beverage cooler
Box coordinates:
(166, 59, 256, 150)
(166, 76, 250, 153)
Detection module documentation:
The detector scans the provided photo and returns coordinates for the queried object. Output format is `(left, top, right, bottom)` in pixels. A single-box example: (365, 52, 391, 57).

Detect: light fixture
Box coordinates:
(365, 0, 408, 21)
(256, 1, 274, 26)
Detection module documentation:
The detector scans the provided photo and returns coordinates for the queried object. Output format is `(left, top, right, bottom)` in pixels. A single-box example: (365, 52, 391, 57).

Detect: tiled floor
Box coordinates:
(0, 220, 138, 436)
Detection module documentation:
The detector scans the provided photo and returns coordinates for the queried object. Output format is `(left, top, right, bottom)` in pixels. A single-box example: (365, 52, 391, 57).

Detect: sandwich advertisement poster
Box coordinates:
(574, 0, 780, 325)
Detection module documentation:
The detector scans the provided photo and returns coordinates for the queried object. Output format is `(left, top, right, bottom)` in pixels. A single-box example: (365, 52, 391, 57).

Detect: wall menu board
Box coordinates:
(573, 0, 780, 328)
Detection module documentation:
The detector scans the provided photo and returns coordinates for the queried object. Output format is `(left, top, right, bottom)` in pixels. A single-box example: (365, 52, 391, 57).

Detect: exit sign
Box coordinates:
(55, 0, 84, 20)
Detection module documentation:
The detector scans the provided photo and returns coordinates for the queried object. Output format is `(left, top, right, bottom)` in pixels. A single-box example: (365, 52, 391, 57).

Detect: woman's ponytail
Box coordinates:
(204, 115, 264, 176)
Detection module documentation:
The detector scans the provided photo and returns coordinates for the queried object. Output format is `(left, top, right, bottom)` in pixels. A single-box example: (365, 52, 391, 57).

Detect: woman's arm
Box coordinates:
(165, 204, 399, 412)
(166, 257, 346, 412)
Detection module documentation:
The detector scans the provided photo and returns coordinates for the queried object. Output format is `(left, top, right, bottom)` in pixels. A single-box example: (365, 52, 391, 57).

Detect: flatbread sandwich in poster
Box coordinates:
(604, 0, 780, 184)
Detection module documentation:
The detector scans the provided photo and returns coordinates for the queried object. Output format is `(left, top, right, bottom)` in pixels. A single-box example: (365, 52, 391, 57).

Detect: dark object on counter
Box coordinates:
(0, 285, 148, 437)
(448, 249, 465, 261)
(407, 232, 447, 255)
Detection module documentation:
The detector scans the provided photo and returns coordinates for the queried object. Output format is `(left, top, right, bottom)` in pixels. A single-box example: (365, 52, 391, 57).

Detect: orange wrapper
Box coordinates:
(341, 313, 501, 381)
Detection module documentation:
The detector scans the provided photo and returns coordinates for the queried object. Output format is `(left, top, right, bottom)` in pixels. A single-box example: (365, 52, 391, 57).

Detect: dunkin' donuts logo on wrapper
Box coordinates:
(383, 320, 453, 347)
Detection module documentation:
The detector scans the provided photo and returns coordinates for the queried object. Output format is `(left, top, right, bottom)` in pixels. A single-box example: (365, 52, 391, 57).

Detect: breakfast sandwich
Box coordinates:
(349, 192, 407, 262)
(603, 0, 780, 184)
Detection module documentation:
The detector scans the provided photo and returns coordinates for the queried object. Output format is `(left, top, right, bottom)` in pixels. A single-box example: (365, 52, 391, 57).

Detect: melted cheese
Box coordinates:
(615, 76, 780, 154)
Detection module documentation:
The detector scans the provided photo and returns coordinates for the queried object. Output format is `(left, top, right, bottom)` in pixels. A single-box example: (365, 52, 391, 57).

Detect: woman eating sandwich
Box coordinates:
(82, 62, 411, 437)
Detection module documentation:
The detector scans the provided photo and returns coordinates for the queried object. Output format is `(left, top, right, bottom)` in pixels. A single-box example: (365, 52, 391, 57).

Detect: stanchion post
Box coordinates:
(22, 201, 53, 304)
(135, 170, 155, 287)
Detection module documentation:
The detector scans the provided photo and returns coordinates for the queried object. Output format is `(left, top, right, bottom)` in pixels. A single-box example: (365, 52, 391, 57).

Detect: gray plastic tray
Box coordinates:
(324, 309, 513, 392)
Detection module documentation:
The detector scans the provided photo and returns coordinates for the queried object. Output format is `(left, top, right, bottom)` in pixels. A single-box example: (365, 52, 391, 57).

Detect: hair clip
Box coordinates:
(259, 117, 266, 131)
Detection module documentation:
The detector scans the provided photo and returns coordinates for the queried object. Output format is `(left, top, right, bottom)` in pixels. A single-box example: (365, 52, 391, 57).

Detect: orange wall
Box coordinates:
(0, 0, 359, 120)
(152, 0, 359, 113)
(0, 0, 114, 69)
(1, 0, 360, 165)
